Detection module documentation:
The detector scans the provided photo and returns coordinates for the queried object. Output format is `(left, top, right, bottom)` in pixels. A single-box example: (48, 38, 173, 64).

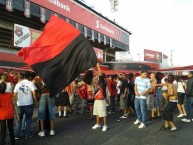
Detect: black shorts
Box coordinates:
(55, 92, 69, 106)
(87, 99, 94, 108)
(177, 92, 185, 105)
(163, 101, 177, 121)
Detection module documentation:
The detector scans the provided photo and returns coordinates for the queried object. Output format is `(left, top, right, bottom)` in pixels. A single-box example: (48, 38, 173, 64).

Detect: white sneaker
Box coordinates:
(92, 124, 101, 129)
(181, 118, 191, 123)
(134, 119, 141, 125)
(170, 127, 177, 131)
(138, 123, 146, 129)
(38, 131, 45, 137)
(177, 114, 184, 118)
(50, 130, 55, 136)
(120, 115, 127, 119)
(102, 125, 108, 131)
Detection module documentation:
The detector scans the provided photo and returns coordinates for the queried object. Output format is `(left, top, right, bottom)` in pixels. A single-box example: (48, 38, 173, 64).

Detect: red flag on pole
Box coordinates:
(18, 16, 97, 96)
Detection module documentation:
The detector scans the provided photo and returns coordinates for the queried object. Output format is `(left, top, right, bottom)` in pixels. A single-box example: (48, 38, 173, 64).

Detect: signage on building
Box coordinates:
(115, 51, 132, 62)
(14, 24, 42, 48)
(29, 0, 129, 44)
(144, 49, 162, 63)
(93, 47, 103, 62)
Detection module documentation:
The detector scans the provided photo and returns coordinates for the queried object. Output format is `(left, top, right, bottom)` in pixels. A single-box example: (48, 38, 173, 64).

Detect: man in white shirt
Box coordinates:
(134, 70, 151, 128)
(13, 72, 37, 139)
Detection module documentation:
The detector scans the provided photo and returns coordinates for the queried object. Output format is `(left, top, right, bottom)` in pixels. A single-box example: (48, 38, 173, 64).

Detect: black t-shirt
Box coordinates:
(120, 80, 129, 94)
(128, 81, 134, 93)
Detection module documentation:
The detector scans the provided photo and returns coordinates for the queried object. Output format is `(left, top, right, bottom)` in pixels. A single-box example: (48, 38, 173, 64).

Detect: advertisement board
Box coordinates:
(29, 0, 129, 44)
(144, 49, 162, 63)
(115, 51, 132, 62)
(14, 24, 42, 48)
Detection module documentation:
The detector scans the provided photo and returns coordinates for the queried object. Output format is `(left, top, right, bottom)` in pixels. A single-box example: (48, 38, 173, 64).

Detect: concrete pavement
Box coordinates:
(11, 107, 193, 145)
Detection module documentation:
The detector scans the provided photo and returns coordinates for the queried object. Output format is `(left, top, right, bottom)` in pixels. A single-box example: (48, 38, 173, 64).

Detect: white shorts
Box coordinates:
(93, 100, 107, 117)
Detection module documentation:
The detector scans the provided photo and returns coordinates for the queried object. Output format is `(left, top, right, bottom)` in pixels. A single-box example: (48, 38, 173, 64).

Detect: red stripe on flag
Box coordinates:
(18, 16, 80, 66)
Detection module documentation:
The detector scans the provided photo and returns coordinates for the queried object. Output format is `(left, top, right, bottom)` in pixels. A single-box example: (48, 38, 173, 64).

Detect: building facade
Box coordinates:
(0, 0, 131, 72)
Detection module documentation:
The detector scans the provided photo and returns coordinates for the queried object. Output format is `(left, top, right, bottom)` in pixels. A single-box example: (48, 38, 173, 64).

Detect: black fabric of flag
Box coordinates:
(18, 16, 97, 96)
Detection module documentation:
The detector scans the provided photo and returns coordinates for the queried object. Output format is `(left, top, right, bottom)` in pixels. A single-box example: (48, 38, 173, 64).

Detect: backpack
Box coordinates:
(0, 82, 7, 94)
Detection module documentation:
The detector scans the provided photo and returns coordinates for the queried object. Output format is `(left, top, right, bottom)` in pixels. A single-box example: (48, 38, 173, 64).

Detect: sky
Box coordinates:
(83, 0, 193, 67)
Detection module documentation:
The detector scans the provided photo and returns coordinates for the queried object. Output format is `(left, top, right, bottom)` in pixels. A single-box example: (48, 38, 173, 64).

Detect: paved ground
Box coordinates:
(4, 106, 192, 145)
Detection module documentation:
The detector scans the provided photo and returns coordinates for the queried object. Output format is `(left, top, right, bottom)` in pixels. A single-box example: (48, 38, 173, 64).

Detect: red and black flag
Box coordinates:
(18, 16, 97, 96)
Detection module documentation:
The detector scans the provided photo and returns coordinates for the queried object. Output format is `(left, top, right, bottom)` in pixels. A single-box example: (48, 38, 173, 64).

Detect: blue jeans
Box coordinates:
(134, 98, 147, 125)
(185, 97, 193, 119)
(38, 94, 56, 120)
(156, 88, 162, 108)
(14, 104, 34, 138)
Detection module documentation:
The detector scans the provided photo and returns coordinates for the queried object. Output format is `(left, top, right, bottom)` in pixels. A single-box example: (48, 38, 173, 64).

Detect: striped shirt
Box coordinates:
(134, 76, 151, 99)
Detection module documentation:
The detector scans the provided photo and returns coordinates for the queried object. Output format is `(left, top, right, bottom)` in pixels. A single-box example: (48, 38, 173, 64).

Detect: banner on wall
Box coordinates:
(40, 7, 46, 23)
(14, 24, 42, 48)
(24, 0, 31, 18)
(144, 49, 162, 63)
(29, 0, 130, 44)
(93, 47, 103, 62)
(6, 0, 13, 12)
(115, 51, 132, 62)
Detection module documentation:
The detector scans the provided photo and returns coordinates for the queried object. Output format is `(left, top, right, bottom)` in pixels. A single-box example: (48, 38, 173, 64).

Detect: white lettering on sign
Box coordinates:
(15, 33, 30, 46)
(145, 53, 155, 58)
(49, 0, 70, 12)
(96, 20, 114, 35)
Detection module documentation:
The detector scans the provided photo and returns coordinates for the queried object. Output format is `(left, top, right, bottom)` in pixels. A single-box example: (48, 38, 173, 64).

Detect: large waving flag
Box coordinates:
(18, 16, 97, 97)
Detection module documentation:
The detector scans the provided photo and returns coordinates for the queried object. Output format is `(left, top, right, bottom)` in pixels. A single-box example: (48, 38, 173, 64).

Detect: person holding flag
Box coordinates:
(18, 15, 97, 97)
(92, 63, 108, 132)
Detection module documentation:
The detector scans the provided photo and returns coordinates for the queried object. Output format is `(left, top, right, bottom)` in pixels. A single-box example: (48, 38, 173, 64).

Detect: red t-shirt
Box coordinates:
(107, 80, 117, 96)
(0, 93, 14, 120)
(78, 82, 87, 99)
(95, 88, 104, 100)
(95, 76, 106, 100)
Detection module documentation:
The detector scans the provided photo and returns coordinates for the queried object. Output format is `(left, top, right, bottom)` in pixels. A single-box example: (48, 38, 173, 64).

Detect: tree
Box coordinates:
(109, 0, 119, 12)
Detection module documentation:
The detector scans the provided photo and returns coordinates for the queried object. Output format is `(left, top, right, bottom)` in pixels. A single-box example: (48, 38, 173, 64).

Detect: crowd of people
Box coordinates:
(1, 66, 193, 145)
